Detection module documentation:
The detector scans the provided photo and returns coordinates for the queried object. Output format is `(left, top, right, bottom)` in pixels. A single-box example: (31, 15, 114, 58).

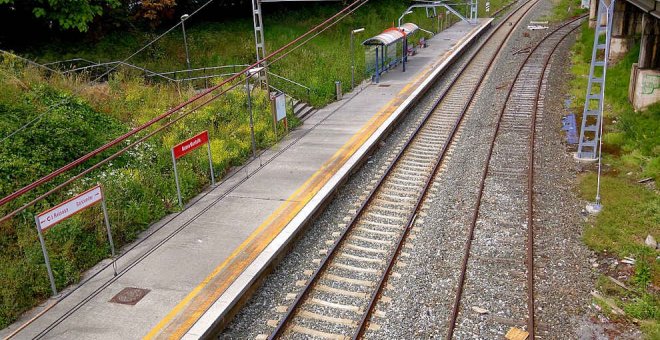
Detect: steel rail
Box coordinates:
(354, 4, 548, 339)
(0, 0, 369, 211)
(269, 1, 540, 338)
(445, 14, 586, 340)
(6, 33, 386, 335)
(1, 81, 244, 340)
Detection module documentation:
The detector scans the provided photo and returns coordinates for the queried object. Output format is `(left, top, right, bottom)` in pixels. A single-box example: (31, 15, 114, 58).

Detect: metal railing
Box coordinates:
(42, 58, 99, 68)
(267, 71, 312, 102)
(38, 58, 314, 102)
(1, 50, 61, 74)
(147, 64, 250, 88)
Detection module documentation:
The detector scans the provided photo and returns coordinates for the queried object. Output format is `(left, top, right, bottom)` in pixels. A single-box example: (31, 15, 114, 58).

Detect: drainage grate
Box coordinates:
(109, 287, 150, 305)
(378, 84, 391, 87)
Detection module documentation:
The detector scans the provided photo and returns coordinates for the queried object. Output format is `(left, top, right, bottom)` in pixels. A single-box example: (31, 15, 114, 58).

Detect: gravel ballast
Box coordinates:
(221, 1, 598, 338)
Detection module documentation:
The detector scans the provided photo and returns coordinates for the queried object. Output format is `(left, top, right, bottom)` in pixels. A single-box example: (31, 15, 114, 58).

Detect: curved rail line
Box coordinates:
(446, 15, 586, 340)
(267, 1, 542, 338)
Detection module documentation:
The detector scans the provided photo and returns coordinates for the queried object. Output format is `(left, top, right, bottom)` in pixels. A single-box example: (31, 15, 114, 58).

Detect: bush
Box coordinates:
(0, 56, 296, 328)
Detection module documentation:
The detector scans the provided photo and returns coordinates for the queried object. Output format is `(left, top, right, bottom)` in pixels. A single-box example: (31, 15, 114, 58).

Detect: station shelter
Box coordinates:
(362, 23, 420, 83)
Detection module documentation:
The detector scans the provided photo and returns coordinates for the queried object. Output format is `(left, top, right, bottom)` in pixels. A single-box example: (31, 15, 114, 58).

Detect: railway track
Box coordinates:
(266, 1, 543, 338)
(447, 15, 586, 340)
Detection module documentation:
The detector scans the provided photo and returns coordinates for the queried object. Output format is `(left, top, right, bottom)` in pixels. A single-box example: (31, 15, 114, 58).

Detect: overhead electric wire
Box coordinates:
(2, 1, 370, 337)
(267, 0, 369, 67)
(0, 0, 369, 223)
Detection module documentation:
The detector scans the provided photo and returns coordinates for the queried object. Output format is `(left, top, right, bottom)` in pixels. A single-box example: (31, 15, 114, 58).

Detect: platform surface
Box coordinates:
(1, 19, 491, 340)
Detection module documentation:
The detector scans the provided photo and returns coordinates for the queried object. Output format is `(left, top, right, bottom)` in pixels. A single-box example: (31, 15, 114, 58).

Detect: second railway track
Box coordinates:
(267, 0, 545, 338)
(447, 14, 586, 340)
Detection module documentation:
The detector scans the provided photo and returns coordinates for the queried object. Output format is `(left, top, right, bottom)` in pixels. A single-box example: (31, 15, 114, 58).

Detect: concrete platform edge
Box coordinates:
(185, 19, 493, 339)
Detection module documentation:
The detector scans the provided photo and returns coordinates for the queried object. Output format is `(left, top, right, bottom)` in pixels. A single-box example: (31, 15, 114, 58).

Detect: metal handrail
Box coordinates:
(59, 61, 177, 82)
(152, 64, 251, 77)
(42, 58, 99, 68)
(39, 57, 313, 100)
(0, 50, 61, 74)
(267, 71, 312, 102)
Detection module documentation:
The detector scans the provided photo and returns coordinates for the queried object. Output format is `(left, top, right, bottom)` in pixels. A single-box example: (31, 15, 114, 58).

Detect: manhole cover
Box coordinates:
(110, 287, 150, 305)
(378, 84, 391, 87)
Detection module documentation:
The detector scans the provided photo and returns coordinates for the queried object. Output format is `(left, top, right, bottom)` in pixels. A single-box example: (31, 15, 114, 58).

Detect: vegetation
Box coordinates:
(0, 0, 121, 32)
(23, 0, 508, 107)
(570, 22, 659, 338)
(545, 0, 587, 22)
(0, 53, 295, 328)
(0, 0, 517, 329)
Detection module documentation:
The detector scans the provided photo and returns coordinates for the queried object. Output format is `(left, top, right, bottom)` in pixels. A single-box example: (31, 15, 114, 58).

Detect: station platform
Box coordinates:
(1, 18, 491, 340)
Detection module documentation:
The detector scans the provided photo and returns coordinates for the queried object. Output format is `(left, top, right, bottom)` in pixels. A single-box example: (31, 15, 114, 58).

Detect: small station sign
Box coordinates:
(34, 185, 117, 295)
(171, 130, 215, 207)
(37, 185, 103, 231)
(172, 130, 210, 160)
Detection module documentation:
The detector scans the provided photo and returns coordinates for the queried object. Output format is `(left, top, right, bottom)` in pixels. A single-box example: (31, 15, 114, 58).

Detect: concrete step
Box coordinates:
(293, 100, 316, 120)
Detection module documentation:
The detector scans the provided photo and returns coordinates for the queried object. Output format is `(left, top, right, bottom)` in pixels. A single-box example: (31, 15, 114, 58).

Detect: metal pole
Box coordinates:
(351, 28, 365, 92)
(375, 47, 380, 83)
(247, 76, 257, 159)
(101, 198, 117, 276)
(351, 31, 355, 91)
(171, 149, 183, 208)
(207, 142, 216, 185)
(34, 217, 57, 296)
(181, 14, 192, 77)
(402, 38, 407, 72)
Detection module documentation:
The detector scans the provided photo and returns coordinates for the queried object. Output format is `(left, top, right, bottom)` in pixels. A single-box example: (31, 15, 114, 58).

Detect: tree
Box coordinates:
(0, 0, 120, 32)
(132, 0, 177, 28)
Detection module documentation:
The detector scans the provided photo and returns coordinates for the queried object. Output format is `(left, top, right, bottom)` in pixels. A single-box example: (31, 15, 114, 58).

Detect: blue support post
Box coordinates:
(402, 38, 407, 72)
(374, 47, 380, 83)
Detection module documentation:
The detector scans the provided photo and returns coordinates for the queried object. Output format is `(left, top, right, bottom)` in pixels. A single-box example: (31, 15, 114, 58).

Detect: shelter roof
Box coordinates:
(398, 23, 419, 35)
(362, 28, 406, 46)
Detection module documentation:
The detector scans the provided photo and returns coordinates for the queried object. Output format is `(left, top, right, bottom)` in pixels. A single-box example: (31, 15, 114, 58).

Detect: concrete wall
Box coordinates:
(629, 65, 660, 110)
(588, 0, 660, 108)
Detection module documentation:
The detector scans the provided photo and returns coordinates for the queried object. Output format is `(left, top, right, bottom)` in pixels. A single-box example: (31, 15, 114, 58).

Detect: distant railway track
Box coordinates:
(267, 1, 543, 338)
(447, 14, 586, 340)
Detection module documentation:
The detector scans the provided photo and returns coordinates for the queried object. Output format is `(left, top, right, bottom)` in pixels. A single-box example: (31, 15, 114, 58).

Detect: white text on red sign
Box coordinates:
(172, 131, 209, 159)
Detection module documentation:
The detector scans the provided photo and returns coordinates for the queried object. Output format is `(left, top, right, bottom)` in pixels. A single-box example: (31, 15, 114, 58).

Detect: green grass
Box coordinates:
(580, 174, 659, 280)
(25, 0, 507, 107)
(0, 0, 518, 328)
(543, 0, 587, 22)
(0, 54, 295, 329)
(571, 21, 660, 337)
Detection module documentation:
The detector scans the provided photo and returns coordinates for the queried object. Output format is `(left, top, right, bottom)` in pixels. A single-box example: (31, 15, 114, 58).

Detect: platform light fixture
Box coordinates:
(398, 10, 414, 27)
(351, 27, 366, 91)
(181, 14, 191, 75)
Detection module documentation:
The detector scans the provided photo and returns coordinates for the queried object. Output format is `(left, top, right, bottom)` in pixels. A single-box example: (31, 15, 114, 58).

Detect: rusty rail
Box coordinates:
(446, 14, 587, 340)
(269, 0, 541, 337)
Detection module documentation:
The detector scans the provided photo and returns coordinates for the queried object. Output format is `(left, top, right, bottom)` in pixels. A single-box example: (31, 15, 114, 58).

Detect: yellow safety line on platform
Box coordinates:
(145, 24, 482, 340)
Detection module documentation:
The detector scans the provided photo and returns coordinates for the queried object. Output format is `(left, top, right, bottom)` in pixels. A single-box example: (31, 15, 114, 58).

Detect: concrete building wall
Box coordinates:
(587, 0, 660, 109)
(629, 65, 660, 110)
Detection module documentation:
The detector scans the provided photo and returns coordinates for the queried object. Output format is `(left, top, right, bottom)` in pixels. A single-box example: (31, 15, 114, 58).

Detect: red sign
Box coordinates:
(37, 185, 104, 231)
(172, 131, 209, 160)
